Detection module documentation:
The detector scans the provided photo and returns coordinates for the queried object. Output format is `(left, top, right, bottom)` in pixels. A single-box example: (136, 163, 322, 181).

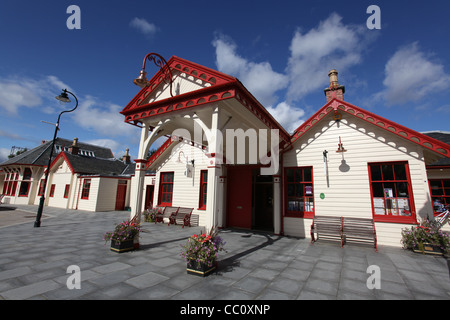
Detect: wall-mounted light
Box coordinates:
(336, 136, 346, 153)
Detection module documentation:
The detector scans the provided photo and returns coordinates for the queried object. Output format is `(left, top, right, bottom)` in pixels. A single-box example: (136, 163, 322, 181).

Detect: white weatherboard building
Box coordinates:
(122, 56, 450, 247)
(0, 138, 136, 212)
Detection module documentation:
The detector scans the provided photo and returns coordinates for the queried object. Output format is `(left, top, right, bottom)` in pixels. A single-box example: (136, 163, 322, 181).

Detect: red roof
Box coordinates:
(292, 98, 450, 158)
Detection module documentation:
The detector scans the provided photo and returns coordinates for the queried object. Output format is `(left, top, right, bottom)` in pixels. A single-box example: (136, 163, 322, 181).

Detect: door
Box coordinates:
(115, 182, 127, 210)
(227, 166, 252, 229)
(145, 185, 154, 209)
(253, 183, 274, 231)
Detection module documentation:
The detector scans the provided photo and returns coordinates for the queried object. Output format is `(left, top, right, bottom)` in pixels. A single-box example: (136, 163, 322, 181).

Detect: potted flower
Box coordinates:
(103, 220, 141, 253)
(143, 207, 160, 222)
(181, 226, 226, 276)
(401, 219, 450, 256)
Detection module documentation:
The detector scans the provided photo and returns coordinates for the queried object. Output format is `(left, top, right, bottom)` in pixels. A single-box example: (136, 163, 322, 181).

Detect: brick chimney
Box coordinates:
(122, 148, 131, 164)
(324, 69, 345, 103)
(68, 137, 79, 155)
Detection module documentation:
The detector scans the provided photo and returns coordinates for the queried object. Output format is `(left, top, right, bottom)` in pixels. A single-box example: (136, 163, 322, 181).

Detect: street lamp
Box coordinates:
(34, 89, 78, 228)
(133, 52, 174, 97)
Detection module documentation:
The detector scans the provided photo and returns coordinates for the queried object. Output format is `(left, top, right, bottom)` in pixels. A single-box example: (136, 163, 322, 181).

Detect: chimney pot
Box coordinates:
(122, 148, 131, 164)
(69, 137, 79, 155)
(324, 69, 345, 102)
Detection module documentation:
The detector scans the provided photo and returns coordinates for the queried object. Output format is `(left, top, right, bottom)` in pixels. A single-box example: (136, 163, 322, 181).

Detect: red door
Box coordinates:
(227, 166, 252, 229)
(115, 183, 127, 210)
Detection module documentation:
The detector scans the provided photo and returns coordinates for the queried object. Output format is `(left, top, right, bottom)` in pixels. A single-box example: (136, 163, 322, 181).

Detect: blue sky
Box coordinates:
(1, 0, 450, 162)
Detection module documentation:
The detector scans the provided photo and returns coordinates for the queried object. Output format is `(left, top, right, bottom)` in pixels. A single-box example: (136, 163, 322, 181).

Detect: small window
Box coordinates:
(198, 170, 208, 210)
(159, 172, 174, 206)
(19, 168, 32, 197)
(49, 184, 56, 197)
(81, 179, 91, 200)
(285, 167, 314, 218)
(64, 184, 70, 198)
(429, 179, 450, 215)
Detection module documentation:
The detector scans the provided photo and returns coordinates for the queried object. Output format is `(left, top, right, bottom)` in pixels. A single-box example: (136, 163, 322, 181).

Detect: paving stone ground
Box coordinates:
(0, 204, 449, 301)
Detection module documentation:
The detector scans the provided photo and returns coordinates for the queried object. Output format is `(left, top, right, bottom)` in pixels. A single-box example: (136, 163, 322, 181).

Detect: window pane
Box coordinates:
(394, 164, 407, 180)
(370, 165, 382, 181)
(396, 182, 409, 197)
(295, 169, 302, 182)
(372, 182, 383, 197)
(304, 168, 312, 182)
(287, 169, 294, 182)
(430, 180, 443, 195)
(287, 184, 295, 197)
(382, 165, 394, 180)
(296, 185, 304, 197)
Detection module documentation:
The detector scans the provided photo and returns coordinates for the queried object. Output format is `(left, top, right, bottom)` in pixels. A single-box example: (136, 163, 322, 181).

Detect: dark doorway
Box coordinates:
(252, 171, 274, 231)
(145, 185, 154, 209)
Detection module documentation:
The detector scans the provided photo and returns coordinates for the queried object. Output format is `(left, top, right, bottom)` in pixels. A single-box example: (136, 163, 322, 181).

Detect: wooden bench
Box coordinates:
(170, 207, 194, 228)
(310, 215, 343, 247)
(342, 217, 378, 252)
(154, 206, 179, 225)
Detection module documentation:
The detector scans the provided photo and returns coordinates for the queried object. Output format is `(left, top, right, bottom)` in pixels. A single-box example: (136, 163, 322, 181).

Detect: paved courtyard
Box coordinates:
(0, 204, 449, 301)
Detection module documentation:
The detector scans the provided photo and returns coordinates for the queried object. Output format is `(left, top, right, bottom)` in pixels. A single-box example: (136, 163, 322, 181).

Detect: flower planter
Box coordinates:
(413, 242, 444, 256)
(186, 259, 216, 277)
(110, 239, 135, 253)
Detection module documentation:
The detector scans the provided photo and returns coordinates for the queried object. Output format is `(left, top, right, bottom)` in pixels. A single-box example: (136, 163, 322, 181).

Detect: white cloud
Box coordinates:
(0, 148, 10, 164)
(266, 101, 305, 133)
(0, 75, 73, 114)
(72, 95, 135, 137)
(286, 13, 368, 101)
(211, 13, 373, 132)
(381, 42, 450, 105)
(212, 35, 288, 107)
(130, 17, 159, 36)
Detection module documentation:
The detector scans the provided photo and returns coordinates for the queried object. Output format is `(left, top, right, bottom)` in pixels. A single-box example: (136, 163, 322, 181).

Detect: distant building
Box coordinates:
(0, 138, 149, 211)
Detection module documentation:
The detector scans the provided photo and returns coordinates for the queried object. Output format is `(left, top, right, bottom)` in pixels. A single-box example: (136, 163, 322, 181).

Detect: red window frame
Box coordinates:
(64, 184, 70, 199)
(81, 179, 91, 200)
(2, 173, 10, 195)
(368, 161, 416, 223)
(38, 179, 45, 196)
(49, 184, 56, 197)
(429, 179, 450, 216)
(284, 166, 314, 218)
(158, 172, 174, 206)
(19, 168, 32, 197)
(198, 170, 208, 210)
(3, 172, 19, 196)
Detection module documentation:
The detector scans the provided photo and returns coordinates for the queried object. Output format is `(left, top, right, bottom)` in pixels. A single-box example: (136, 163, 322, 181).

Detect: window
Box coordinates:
(38, 179, 45, 196)
(159, 172, 174, 206)
(81, 179, 91, 199)
(64, 184, 70, 198)
(19, 168, 32, 197)
(429, 179, 450, 215)
(49, 184, 56, 197)
(368, 162, 416, 223)
(285, 167, 314, 218)
(3, 172, 19, 196)
(199, 170, 208, 210)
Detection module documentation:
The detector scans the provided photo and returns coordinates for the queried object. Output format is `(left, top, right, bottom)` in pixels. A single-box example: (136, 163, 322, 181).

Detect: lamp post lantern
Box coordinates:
(34, 89, 78, 228)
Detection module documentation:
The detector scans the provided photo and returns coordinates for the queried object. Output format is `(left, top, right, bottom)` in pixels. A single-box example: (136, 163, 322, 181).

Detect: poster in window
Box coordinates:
(373, 197, 385, 215)
(397, 198, 410, 216)
(384, 188, 393, 198)
(305, 186, 312, 195)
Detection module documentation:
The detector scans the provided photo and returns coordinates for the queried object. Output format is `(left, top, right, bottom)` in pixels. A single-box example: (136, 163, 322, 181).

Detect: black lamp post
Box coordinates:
(34, 89, 78, 228)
